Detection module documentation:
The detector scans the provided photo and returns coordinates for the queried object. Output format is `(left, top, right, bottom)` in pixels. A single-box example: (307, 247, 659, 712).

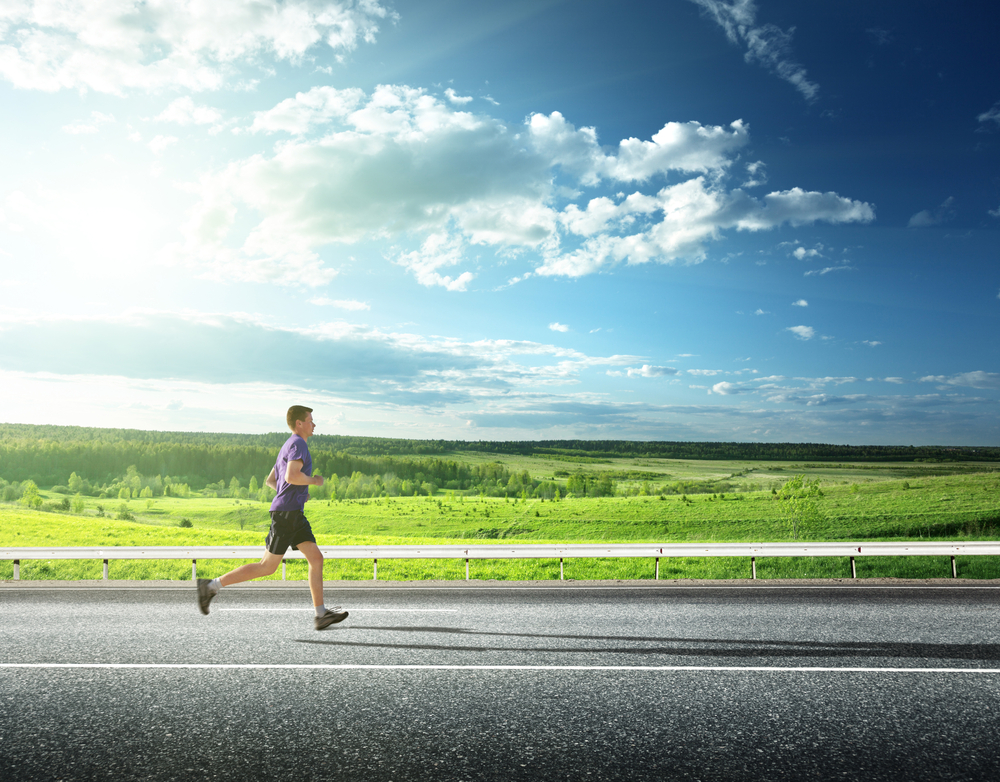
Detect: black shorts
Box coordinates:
(265, 511, 317, 555)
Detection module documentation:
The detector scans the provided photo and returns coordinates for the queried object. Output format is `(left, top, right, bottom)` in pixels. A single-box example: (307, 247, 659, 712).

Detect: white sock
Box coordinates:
(209, 578, 221, 595)
(315, 604, 327, 617)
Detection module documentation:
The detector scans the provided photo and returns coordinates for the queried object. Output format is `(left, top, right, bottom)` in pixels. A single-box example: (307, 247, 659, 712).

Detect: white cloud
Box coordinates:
(395, 231, 474, 291)
(444, 88, 473, 105)
(978, 102, 1000, 128)
(167, 86, 873, 287)
(148, 135, 178, 155)
(743, 160, 766, 187)
(920, 371, 1000, 390)
(247, 85, 365, 135)
(754, 308, 769, 316)
(786, 325, 815, 340)
(560, 196, 626, 237)
(688, 0, 819, 101)
(711, 381, 750, 395)
(62, 111, 115, 134)
(155, 97, 224, 127)
(738, 191, 870, 229)
(309, 297, 369, 311)
(0, 1, 396, 94)
(549, 322, 570, 333)
(797, 376, 858, 387)
(867, 28, 893, 46)
(0, 309, 654, 426)
(862, 340, 882, 347)
(908, 196, 956, 228)
(537, 181, 872, 277)
(529, 112, 749, 185)
(805, 264, 853, 277)
(793, 246, 821, 260)
(792, 299, 808, 307)
(626, 365, 678, 377)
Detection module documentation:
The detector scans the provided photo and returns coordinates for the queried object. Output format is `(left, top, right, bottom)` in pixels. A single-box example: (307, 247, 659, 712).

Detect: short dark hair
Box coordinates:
(286, 405, 313, 431)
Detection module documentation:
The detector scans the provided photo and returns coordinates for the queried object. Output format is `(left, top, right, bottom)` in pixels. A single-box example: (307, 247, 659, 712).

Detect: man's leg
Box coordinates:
(296, 541, 325, 608)
(197, 551, 283, 614)
(297, 541, 348, 629)
(219, 551, 283, 587)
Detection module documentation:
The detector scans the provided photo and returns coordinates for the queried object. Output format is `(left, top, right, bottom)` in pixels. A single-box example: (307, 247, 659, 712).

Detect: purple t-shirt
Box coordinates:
(270, 434, 312, 512)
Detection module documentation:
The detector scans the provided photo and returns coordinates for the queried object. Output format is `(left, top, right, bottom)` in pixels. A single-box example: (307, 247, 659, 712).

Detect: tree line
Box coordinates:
(2, 423, 996, 499)
(452, 440, 1000, 462)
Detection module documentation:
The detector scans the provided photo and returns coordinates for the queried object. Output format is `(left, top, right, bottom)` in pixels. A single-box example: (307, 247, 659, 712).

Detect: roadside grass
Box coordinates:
(3, 468, 1000, 581)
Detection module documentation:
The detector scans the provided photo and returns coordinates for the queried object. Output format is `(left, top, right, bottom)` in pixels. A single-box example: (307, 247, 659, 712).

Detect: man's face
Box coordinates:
(295, 412, 316, 438)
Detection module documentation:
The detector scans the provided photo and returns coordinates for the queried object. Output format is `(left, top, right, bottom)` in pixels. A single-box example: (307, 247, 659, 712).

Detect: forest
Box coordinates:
(1, 422, 997, 503)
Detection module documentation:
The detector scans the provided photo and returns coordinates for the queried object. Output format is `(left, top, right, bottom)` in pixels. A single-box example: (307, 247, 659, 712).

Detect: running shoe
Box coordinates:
(315, 607, 349, 630)
(196, 578, 215, 615)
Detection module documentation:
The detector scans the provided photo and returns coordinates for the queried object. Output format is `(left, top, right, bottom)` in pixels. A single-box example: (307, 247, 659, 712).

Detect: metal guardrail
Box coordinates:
(4, 542, 1000, 581)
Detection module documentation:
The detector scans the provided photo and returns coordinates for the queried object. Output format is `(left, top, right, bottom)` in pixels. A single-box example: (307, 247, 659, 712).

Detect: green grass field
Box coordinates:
(3, 460, 999, 581)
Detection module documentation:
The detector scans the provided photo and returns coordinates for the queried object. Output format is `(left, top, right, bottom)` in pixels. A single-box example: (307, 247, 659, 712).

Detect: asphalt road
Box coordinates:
(2, 581, 999, 781)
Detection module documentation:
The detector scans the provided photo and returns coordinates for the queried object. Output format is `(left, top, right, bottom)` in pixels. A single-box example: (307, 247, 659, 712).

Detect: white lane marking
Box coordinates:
(217, 608, 458, 612)
(2, 663, 1000, 674)
(6, 585, 1000, 591)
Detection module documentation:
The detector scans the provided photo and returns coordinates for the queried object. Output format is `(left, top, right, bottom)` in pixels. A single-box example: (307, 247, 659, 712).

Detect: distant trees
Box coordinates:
(19, 480, 42, 509)
(0, 478, 24, 503)
(565, 473, 616, 498)
(2, 423, 997, 508)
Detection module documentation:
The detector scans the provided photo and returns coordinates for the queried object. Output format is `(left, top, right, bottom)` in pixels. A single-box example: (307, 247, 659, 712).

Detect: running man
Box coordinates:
(197, 405, 348, 630)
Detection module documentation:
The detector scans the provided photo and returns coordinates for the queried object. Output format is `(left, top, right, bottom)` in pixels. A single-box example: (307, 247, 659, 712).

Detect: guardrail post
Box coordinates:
(751, 557, 756, 580)
(13, 559, 19, 581)
(465, 557, 469, 581)
(951, 556, 957, 578)
(850, 557, 857, 579)
(282, 560, 286, 580)
(559, 557, 564, 581)
(103, 559, 109, 581)
(373, 558, 378, 581)
(192, 559, 197, 581)
(655, 557, 659, 580)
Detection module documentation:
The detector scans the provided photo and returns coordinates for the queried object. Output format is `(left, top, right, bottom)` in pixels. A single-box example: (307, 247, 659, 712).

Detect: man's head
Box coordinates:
(286, 405, 314, 437)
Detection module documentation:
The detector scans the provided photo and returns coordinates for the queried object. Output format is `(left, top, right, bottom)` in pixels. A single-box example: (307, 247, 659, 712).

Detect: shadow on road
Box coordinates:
(294, 626, 1000, 661)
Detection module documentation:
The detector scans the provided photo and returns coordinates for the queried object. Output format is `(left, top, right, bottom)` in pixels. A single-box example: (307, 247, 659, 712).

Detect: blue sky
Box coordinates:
(1, 0, 998, 444)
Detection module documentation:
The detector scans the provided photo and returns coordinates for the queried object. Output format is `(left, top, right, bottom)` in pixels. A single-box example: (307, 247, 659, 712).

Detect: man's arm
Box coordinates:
(265, 467, 278, 492)
(285, 459, 324, 486)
